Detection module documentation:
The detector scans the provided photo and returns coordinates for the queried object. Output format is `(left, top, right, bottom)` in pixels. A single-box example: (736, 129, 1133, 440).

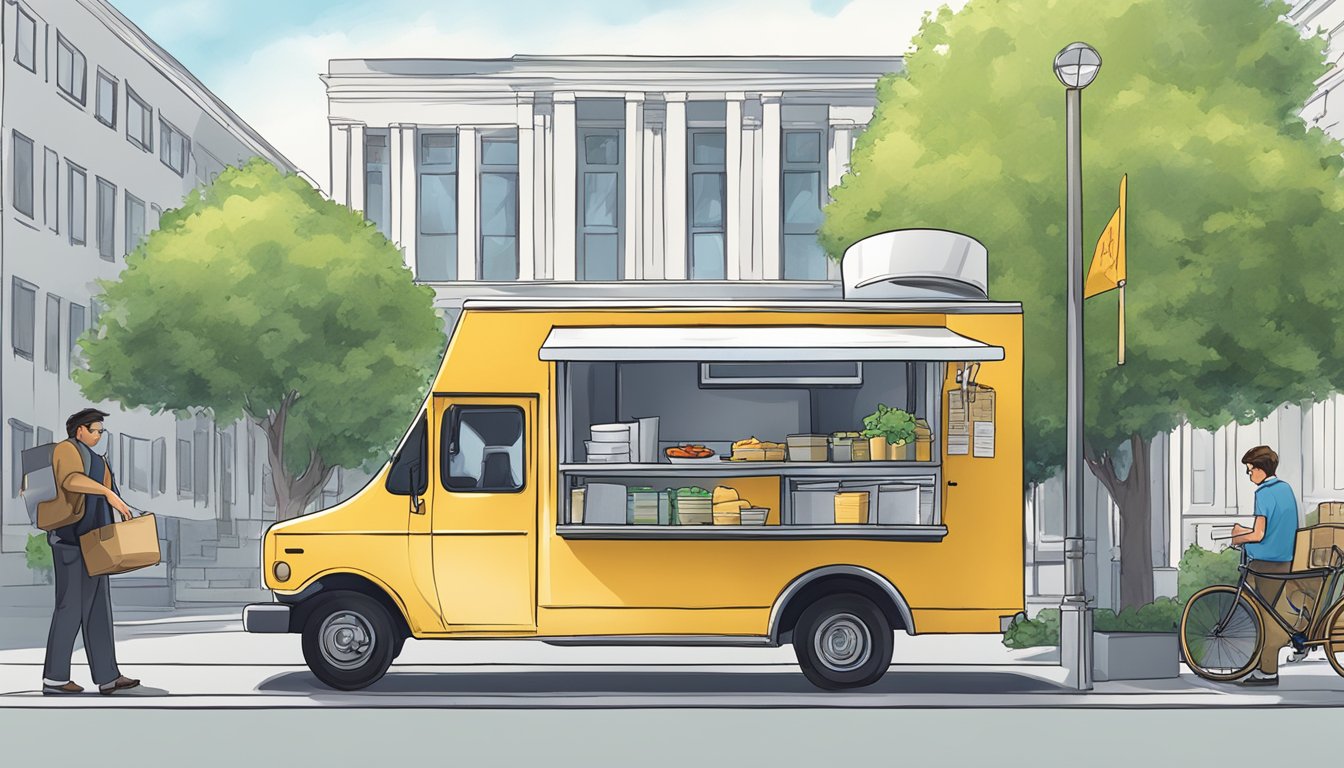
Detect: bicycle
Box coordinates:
(1180, 542, 1344, 681)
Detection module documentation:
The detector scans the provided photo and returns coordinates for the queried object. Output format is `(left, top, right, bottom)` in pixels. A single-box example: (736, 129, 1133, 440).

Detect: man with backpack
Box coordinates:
(39, 408, 142, 695)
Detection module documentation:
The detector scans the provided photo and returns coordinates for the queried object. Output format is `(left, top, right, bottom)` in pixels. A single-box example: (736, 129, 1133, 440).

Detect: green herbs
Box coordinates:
(861, 404, 917, 445)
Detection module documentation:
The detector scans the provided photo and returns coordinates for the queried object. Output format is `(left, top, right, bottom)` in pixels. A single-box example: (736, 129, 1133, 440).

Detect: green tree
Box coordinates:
(77, 159, 444, 521)
(822, 0, 1344, 608)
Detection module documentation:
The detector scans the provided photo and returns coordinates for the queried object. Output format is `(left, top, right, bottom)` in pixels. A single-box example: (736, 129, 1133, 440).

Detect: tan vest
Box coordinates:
(36, 440, 112, 531)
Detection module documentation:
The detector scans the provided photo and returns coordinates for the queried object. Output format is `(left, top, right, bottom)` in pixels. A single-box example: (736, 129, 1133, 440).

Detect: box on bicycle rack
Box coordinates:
(1292, 523, 1344, 571)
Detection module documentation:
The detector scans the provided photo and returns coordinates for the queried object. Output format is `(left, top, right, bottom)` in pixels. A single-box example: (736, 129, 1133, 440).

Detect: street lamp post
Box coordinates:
(1053, 41, 1101, 692)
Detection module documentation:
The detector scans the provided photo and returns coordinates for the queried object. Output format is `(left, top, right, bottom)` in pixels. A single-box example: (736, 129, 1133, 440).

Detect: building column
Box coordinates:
(663, 92, 688, 280)
(329, 123, 352, 205)
(643, 104, 664, 280)
(534, 109, 551, 280)
(348, 123, 366, 213)
(759, 94, 782, 280)
(388, 125, 405, 249)
(398, 125, 418, 272)
(552, 92, 577, 281)
(624, 93, 645, 279)
(457, 127, 478, 281)
(725, 92, 745, 281)
(517, 95, 536, 281)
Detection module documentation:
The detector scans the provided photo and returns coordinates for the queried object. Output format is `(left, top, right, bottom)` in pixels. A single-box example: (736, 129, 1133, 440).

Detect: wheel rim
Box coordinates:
(319, 610, 376, 670)
(1183, 590, 1258, 676)
(1327, 605, 1344, 676)
(813, 613, 872, 672)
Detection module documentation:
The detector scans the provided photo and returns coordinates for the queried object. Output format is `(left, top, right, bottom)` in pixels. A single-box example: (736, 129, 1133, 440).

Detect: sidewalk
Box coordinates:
(1, 624, 1342, 708)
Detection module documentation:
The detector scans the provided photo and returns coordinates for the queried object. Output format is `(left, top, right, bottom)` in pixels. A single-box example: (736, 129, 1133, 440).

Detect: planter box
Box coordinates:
(1093, 631, 1179, 682)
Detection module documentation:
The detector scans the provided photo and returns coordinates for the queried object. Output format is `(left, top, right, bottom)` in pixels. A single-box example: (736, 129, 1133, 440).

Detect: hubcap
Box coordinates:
(814, 613, 872, 672)
(319, 611, 376, 670)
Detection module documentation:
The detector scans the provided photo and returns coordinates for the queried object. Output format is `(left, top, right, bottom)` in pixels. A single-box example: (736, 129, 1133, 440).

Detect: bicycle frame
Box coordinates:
(1214, 544, 1344, 647)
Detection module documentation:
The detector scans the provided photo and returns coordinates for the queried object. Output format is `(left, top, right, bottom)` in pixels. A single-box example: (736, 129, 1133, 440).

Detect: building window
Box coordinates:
(11, 131, 34, 219)
(121, 434, 151, 493)
(14, 5, 37, 73)
(68, 164, 87, 245)
(159, 118, 189, 176)
(96, 178, 116, 261)
(44, 294, 60, 375)
(577, 128, 623, 280)
(10, 420, 35, 499)
(688, 128, 727, 280)
(95, 70, 118, 128)
(781, 129, 828, 280)
(365, 130, 391, 238)
(12, 278, 36, 361)
(37, 427, 53, 446)
(44, 148, 59, 232)
(479, 133, 519, 281)
(68, 302, 86, 376)
(127, 86, 152, 151)
(151, 438, 166, 497)
(150, 203, 162, 231)
(1191, 428, 1215, 505)
(56, 33, 87, 105)
(417, 132, 457, 281)
(125, 193, 146, 255)
(176, 438, 193, 498)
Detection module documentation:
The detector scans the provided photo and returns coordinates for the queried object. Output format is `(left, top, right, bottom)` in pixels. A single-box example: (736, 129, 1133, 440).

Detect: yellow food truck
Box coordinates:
(244, 275, 1023, 691)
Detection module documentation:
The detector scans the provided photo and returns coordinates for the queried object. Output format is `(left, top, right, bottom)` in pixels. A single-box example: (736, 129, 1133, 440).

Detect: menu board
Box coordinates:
(948, 384, 996, 458)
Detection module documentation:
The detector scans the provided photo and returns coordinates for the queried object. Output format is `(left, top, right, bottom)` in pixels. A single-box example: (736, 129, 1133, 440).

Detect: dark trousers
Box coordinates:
(42, 539, 120, 686)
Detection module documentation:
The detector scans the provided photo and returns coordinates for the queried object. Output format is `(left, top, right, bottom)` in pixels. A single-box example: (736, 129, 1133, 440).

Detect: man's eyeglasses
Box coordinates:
(85, 427, 106, 435)
(1245, 467, 1256, 476)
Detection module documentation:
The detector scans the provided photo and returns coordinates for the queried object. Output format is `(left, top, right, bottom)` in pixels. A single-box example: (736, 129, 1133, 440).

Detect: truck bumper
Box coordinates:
(243, 603, 292, 633)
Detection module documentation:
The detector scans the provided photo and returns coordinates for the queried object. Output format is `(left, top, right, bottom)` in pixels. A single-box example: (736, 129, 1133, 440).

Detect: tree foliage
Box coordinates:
(77, 159, 444, 519)
(821, 0, 1344, 485)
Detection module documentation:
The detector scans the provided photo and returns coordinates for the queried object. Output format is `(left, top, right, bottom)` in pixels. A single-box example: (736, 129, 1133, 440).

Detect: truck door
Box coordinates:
(430, 394, 538, 630)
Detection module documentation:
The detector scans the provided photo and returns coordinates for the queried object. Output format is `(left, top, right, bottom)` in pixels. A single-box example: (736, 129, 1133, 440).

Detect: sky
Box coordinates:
(110, 0, 966, 189)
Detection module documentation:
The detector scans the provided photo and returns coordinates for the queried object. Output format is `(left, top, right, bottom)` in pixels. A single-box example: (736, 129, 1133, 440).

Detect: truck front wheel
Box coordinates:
(301, 592, 397, 691)
(793, 593, 893, 690)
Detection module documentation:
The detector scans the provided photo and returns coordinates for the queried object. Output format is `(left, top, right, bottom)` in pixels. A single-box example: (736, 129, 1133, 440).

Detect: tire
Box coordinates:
(1324, 601, 1344, 678)
(1180, 585, 1263, 682)
(301, 592, 397, 691)
(792, 593, 893, 690)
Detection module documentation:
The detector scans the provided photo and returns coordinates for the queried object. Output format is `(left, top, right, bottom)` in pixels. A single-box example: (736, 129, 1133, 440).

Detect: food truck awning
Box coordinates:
(539, 326, 1004, 362)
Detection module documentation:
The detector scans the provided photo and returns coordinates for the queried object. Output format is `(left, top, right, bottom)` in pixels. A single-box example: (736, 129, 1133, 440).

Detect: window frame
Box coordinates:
(176, 438, 193, 498)
(125, 192, 146, 255)
(126, 86, 153, 152)
(477, 131, 520, 282)
(440, 405, 527, 494)
(68, 162, 87, 246)
(43, 147, 59, 233)
(55, 31, 87, 106)
(780, 128, 829, 281)
(67, 301, 86, 377)
(11, 277, 37, 361)
(687, 127, 727, 280)
(11, 131, 35, 219)
(10, 420, 35, 499)
(364, 129, 391, 237)
(96, 177, 116, 261)
(95, 69, 118, 129)
(159, 117, 189, 177)
(44, 293, 60, 375)
(14, 5, 37, 74)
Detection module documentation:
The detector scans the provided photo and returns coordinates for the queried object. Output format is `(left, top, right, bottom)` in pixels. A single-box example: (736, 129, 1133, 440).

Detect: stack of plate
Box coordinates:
(676, 497, 713, 525)
(834, 492, 870, 524)
(740, 507, 769, 526)
(587, 423, 631, 463)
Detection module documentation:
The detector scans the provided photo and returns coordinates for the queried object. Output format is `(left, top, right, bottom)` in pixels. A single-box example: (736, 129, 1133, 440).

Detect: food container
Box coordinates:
(570, 488, 585, 524)
(740, 507, 769, 526)
(792, 481, 840, 524)
(840, 481, 881, 523)
(584, 483, 627, 524)
(877, 484, 920, 525)
(829, 432, 859, 462)
(851, 439, 871, 461)
(586, 451, 630, 464)
(787, 434, 829, 462)
(914, 419, 933, 462)
(834, 492, 871, 524)
(628, 487, 659, 525)
(676, 501, 713, 525)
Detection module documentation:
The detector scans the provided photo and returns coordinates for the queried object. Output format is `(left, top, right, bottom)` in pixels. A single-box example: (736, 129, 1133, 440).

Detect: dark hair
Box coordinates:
(65, 408, 110, 439)
(1241, 445, 1278, 476)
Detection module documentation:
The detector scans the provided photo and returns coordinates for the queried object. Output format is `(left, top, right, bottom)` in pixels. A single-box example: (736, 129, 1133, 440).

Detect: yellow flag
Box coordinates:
(1085, 174, 1127, 298)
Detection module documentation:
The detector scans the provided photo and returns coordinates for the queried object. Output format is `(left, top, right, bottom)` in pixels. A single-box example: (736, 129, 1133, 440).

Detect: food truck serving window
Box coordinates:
(441, 406, 526, 493)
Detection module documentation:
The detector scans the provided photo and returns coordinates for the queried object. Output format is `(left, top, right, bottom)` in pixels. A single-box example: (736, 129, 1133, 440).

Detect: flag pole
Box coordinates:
(1117, 279, 1126, 366)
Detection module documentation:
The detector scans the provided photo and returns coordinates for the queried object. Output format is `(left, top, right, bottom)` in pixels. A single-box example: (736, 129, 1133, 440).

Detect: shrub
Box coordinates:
(25, 533, 53, 579)
(1176, 544, 1241, 604)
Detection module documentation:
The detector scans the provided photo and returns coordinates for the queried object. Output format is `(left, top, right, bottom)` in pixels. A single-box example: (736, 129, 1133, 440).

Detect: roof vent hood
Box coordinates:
(841, 229, 989, 301)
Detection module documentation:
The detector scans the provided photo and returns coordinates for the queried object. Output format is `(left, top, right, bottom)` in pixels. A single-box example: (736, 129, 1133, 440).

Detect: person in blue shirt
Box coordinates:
(1230, 445, 1300, 686)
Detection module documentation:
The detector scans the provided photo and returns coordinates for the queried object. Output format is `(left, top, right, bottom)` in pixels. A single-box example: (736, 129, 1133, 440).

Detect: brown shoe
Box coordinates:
(42, 681, 85, 695)
(98, 676, 141, 695)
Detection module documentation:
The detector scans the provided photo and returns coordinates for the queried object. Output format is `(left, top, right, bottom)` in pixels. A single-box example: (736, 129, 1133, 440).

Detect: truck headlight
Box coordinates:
(273, 561, 291, 582)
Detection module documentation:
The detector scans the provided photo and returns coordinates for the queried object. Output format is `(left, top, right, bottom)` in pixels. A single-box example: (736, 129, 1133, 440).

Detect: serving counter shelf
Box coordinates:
(559, 461, 942, 477)
(555, 524, 949, 541)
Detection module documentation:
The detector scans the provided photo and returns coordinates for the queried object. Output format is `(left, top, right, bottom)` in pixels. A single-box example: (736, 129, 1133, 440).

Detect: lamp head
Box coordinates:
(1053, 42, 1101, 89)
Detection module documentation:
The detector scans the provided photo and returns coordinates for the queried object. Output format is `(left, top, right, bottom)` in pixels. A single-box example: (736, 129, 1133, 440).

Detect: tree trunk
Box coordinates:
(1084, 433, 1155, 610)
(247, 391, 335, 522)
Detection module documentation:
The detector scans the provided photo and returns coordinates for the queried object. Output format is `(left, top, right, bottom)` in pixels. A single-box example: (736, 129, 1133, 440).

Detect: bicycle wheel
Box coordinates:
(1324, 601, 1344, 677)
(1180, 585, 1263, 681)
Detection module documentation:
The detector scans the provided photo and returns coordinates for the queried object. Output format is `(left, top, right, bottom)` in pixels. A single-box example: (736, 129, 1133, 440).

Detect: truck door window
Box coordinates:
(385, 412, 428, 496)
(442, 406, 525, 493)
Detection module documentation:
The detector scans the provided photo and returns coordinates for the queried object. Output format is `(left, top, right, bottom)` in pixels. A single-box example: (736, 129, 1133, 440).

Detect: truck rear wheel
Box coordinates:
(301, 592, 397, 691)
(793, 593, 893, 690)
